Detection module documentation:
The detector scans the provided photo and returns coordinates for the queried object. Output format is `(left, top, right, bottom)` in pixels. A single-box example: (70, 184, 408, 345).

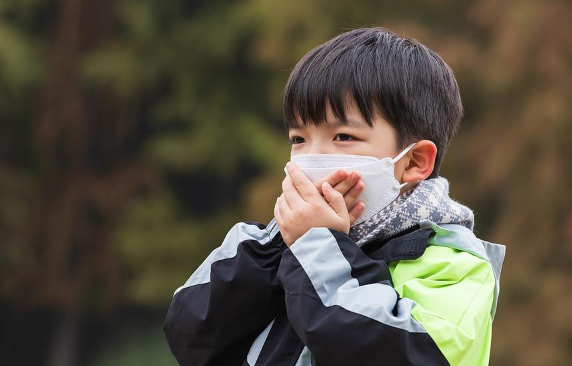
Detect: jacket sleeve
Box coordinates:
(277, 227, 495, 366)
(164, 220, 286, 366)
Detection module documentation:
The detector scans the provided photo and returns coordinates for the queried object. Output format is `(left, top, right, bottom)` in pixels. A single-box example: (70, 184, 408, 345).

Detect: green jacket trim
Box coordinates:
(388, 220, 505, 366)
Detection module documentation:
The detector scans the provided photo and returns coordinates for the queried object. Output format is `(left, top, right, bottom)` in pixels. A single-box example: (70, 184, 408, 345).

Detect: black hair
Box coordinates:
(283, 27, 463, 178)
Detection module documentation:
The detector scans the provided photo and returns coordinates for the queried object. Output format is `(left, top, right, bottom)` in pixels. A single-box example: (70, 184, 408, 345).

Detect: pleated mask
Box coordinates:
(286, 143, 416, 226)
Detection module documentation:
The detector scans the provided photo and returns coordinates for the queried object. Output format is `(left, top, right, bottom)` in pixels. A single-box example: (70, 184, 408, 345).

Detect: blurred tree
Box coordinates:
(81, 0, 291, 308)
(1, 0, 153, 365)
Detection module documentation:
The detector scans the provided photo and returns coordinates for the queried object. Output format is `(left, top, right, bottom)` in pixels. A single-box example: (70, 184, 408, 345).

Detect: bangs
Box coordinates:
(283, 33, 383, 130)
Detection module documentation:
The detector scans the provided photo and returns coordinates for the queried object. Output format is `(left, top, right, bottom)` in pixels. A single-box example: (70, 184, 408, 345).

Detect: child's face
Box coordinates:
(288, 103, 400, 160)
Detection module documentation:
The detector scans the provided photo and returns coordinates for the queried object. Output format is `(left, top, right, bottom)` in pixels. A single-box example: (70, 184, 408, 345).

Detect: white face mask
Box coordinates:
(286, 143, 416, 226)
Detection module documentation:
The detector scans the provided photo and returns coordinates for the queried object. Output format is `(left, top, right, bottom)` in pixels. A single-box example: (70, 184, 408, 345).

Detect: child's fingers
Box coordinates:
(348, 202, 365, 226)
(322, 182, 347, 218)
(279, 191, 291, 210)
(281, 177, 302, 208)
(314, 170, 348, 195)
(274, 197, 283, 225)
(286, 162, 319, 202)
(332, 171, 362, 196)
(274, 195, 288, 225)
(344, 180, 365, 209)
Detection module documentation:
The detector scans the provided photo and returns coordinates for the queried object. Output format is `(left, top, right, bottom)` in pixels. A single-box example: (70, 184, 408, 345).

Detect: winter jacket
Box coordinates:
(164, 219, 505, 366)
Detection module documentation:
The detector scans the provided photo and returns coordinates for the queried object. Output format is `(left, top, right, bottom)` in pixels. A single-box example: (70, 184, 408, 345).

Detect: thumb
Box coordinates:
(322, 182, 347, 218)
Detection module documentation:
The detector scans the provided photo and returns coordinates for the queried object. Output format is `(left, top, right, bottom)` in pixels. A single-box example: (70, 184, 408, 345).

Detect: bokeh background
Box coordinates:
(1, 0, 571, 365)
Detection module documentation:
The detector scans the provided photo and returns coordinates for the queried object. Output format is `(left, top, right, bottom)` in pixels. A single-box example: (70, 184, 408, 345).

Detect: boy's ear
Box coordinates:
(401, 140, 437, 182)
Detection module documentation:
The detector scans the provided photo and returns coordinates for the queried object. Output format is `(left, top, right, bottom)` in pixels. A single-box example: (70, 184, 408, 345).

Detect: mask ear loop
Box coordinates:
(392, 143, 417, 189)
(397, 181, 410, 189)
(391, 143, 417, 164)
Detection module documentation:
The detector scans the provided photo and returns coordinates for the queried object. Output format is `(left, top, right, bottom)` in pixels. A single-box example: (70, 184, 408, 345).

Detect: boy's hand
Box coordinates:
(275, 163, 365, 247)
(313, 170, 365, 213)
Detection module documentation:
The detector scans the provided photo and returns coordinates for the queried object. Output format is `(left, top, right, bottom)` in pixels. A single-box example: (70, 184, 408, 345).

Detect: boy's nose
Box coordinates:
(307, 143, 334, 155)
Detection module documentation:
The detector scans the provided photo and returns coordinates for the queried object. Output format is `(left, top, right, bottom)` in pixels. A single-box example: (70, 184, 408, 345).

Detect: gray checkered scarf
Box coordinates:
(349, 177, 474, 246)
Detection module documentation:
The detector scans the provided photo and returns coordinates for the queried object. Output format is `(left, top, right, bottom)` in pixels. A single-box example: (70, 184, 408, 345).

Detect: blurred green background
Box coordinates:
(1, 0, 571, 365)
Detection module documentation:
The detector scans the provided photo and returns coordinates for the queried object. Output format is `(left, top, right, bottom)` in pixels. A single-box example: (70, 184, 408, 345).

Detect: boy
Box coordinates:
(164, 27, 505, 366)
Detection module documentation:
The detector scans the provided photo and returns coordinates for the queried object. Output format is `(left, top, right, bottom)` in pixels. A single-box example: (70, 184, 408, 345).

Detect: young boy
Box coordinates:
(164, 27, 505, 366)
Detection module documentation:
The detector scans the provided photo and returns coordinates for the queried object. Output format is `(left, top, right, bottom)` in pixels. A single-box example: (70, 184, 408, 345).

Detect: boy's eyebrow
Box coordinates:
(329, 118, 369, 128)
(288, 118, 369, 130)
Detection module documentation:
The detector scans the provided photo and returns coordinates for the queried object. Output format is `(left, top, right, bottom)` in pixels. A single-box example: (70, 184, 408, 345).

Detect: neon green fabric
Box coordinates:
(389, 244, 495, 366)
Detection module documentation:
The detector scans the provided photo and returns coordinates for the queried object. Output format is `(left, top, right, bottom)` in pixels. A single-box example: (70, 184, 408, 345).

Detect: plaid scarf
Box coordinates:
(349, 177, 474, 246)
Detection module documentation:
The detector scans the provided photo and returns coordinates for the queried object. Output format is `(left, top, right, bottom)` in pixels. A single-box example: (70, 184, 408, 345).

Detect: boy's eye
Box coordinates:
(334, 134, 355, 141)
(290, 136, 305, 144)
